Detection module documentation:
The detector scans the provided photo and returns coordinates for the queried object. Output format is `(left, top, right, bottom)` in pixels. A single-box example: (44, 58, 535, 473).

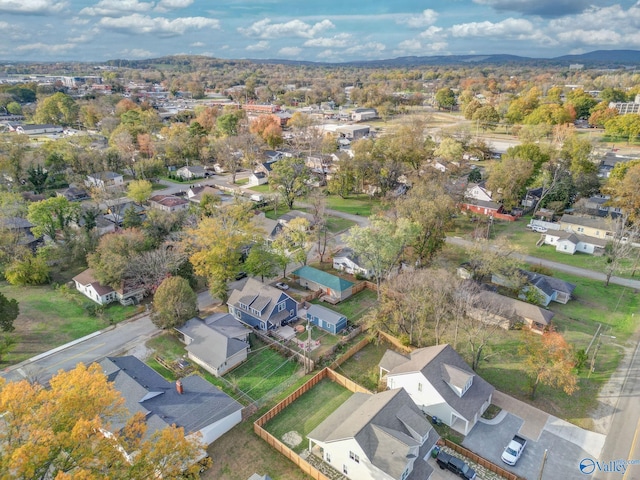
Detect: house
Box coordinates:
(292, 265, 354, 302)
(16, 124, 63, 135)
(333, 248, 372, 279)
(580, 195, 622, 218)
(336, 124, 370, 140)
(464, 182, 492, 202)
(278, 210, 316, 229)
(307, 388, 437, 480)
(304, 304, 347, 334)
(57, 186, 89, 202)
(85, 171, 124, 189)
(148, 194, 190, 213)
(471, 290, 555, 333)
(543, 230, 607, 255)
(187, 185, 222, 203)
(248, 171, 268, 186)
(521, 187, 543, 208)
(251, 211, 282, 244)
(255, 161, 275, 178)
(227, 278, 298, 330)
(176, 165, 207, 180)
(72, 268, 145, 306)
(492, 270, 576, 306)
(460, 199, 506, 217)
(379, 344, 494, 435)
(99, 355, 242, 445)
(558, 214, 614, 240)
(175, 313, 250, 377)
(0, 216, 42, 250)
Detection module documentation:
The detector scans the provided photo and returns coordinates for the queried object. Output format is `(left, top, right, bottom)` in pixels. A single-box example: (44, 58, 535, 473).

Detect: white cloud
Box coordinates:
(246, 40, 269, 52)
(344, 42, 386, 57)
(16, 42, 75, 53)
(0, 0, 67, 14)
(557, 29, 622, 46)
(99, 14, 220, 36)
(155, 0, 193, 12)
(120, 48, 155, 58)
(397, 9, 438, 28)
(449, 17, 554, 44)
(396, 39, 448, 53)
(80, 0, 153, 17)
(303, 33, 351, 48)
(419, 26, 444, 39)
(190, 41, 204, 47)
(239, 18, 334, 39)
(69, 16, 90, 25)
(278, 46, 302, 57)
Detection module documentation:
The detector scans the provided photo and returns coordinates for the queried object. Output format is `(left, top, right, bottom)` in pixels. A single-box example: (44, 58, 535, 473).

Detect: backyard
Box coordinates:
(0, 282, 139, 366)
(333, 338, 398, 391)
(325, 194, 381, 217)
(310, 285, 378, 323)
(263, 378, 353, 453)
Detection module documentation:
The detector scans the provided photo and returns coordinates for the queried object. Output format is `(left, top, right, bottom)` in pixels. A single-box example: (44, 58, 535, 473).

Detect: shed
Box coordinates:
(306, 304, 347, 334)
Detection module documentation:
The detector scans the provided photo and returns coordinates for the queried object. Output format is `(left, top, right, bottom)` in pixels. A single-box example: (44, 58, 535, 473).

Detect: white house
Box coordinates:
(543, 230, 607, 255)
(85, 171, 124, 189)
(100, 356, 242, 446)
(379, 344, 494, 435)
(464, 182, 492, 202)
(333, 248, 372, 279)
(72, 268, 145, 306)
(176, 165, 207, 180)
(308, 388, 438, 480)
(175, 313, 250, 377)
(248, 171, 269, 186)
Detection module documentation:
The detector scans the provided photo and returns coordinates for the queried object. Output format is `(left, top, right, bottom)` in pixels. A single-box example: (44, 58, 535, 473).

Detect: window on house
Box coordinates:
(349, 451, 359, 463)
(401, 468, 410, 480)
(418, 383, 423, 392)
(277, 302, 285, 312)
(343, 465, 348, 475)
(326, 452, 331, 462)
(577, 227, 584, 233)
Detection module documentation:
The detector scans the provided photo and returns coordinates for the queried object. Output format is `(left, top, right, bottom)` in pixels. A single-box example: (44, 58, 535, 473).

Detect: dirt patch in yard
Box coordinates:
(282, 431, 302, 448)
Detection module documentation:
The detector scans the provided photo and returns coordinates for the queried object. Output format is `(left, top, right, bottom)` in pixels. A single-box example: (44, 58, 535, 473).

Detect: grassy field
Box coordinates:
(250, 184, 273, 193)
(263, 378, 353, 453)
(325, 194, 381, 217)
(0, 283, 138, 366)
(311, 288, 378, 323)
(334, 339, 394, 391)
(325, 216, 356, 233)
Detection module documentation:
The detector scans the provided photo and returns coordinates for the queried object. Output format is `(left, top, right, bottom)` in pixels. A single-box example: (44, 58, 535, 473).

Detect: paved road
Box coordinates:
(0, 315, 159, 384)
(446, 236, 640, 289)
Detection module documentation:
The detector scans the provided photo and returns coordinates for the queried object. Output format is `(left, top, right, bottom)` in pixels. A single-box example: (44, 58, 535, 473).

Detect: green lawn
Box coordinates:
(0, 283, 139, 366)
(263, 378, 353, 453)
(250, 184, 273, 193)
(235, 178, 249, 185)
(311, 288, 378, 323)
(325, 194, 380, 217)
(334, 339, 393, 391)
(227, 336, 301, 401)
(325, 216, 356, 233)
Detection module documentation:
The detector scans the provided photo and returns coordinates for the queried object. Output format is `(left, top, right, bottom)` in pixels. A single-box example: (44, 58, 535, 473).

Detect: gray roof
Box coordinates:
(176, 315, 249, 370)
(306, 304, 346, 325)
(308, 388, 434, 480)
(465, 199, 502, 210)
(251, 213, 281, 240)
(333, 247, 365, 268)
(384, 345, 495, 423)
(228, 278, 295, 327)
(547, 230, 608, 248)
(524, 271, 576, 297)
(100, 356, 242, 439)
(477, 290, 555, 326)
(90, 171, 122, 180)
(560, 214, 612, 231)
(379, 350, 410, 373)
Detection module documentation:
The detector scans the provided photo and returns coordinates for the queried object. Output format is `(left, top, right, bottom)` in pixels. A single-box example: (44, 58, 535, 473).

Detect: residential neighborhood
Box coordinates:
(2, 34, 640, 480)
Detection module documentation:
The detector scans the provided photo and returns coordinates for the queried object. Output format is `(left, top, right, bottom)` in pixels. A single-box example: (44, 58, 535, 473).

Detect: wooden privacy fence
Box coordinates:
(377, 330, 414, 353)
(330, 334, 371, 369)
(442, 439, 525, 480)
(254, 367, 372, 480)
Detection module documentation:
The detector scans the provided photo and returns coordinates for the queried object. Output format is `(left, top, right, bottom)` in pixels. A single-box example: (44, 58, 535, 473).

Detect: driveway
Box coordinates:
(462, 392, 606, 480)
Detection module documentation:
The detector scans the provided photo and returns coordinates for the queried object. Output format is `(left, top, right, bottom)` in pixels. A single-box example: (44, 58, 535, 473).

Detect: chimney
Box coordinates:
(176, 379, 183, 394)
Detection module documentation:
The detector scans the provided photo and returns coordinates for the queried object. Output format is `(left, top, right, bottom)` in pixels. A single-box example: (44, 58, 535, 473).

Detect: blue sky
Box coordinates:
(0, 0, 638, 62)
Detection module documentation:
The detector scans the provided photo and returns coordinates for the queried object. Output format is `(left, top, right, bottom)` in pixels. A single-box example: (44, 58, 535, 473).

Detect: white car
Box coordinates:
(275, 282, 290, 290)
(531, 225, 548, 233)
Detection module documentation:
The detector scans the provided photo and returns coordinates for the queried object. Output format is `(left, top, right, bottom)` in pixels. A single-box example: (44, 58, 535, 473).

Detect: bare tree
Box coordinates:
(125, 243, 188, 293)
(603, 215, 639, 286)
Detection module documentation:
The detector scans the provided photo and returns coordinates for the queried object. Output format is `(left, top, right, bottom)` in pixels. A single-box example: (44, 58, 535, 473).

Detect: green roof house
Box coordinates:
(293, 265, 354, 302)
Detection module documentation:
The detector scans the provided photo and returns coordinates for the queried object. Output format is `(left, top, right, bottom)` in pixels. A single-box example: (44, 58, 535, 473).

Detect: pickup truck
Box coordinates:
(436, 450, 477, 480)
(501, 434, 527, 466)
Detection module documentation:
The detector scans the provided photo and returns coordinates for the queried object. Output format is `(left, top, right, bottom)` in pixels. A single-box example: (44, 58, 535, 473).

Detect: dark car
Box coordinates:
(436, 450, 477, 480)
(235, 271, 248, 280)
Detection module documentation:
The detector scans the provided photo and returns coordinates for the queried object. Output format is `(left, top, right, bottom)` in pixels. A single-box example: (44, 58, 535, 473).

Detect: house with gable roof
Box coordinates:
(492, 270, 576, 306)
(149, 194, 190, 213)
(99, 355, 242, 445)
(227, 278, 298, 330)
(292, 265, 354, 302)
(308, 388, 437, 480)
(176, 165, 207, 180)
(175, 313, 250, 377)
(72, 268, 145, 306)
(332, 247, 372, 279)
(379, 344, 494, 435)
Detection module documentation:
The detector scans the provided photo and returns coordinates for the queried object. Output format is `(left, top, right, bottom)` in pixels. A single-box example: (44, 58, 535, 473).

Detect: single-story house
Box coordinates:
(464, 182, 493, 202)
(148, 194, 190, 213)
(248, 171, 268, 186)
(57, 186, 90, 202)
(460, 199, 506, 217)
(0, 216, 42, 250)
(543, 230, 607, 255)
(72, 268, 145, 306)
(16, 124, 63, 135)
(471, 290, 555, 333)
(278, 210, 316, 229)
(558, 214, 614, 240)
(304, 304, 347, 334)
(100, 355, 242, 445)
(251, 211, 282, 244)
(351, 108, 378, 122)
(175, 313, 250, 377)
(85, 171, 124, 189)
(492, 270, 576, 306)
(332, 248, 372, 279)
(228, 278, 298, 330)
(292, 265, 354, 302)
(176, 165, 207, 180)
(379, 344, 494, 435)
(307, 388, 437, 480)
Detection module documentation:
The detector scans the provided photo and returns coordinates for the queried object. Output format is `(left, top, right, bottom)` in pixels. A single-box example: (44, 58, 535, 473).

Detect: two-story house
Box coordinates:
(227, 278, 297, 330)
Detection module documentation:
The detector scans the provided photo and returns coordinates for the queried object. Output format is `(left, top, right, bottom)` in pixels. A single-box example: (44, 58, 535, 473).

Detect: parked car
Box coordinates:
(436, 450, 477, 480)
(532, 225, 547, 233)
(275, 282, 290, 290)
(501, 434, 527, 466)
(235, 271, 247, 280)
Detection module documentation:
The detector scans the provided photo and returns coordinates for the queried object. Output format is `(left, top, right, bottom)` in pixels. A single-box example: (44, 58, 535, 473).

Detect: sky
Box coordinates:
(1, 0, 639, 63)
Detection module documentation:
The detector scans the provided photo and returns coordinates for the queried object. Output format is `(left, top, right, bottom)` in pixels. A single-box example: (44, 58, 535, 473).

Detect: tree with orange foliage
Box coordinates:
(0, 363, 207, 479)
(249, 114, 283, 148)
(519, 330, 578, 399)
